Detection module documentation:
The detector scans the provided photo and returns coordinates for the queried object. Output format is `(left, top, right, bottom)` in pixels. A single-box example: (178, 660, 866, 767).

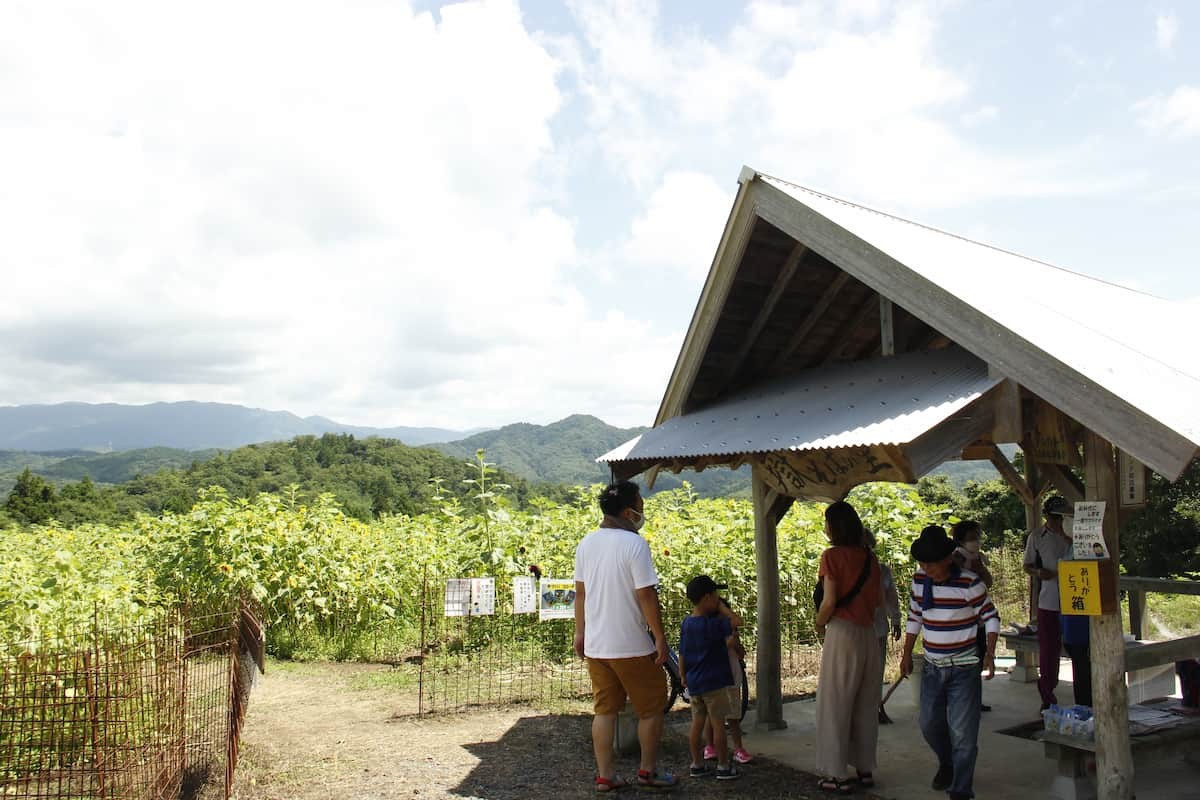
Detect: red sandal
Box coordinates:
(595, 775, 628, 793)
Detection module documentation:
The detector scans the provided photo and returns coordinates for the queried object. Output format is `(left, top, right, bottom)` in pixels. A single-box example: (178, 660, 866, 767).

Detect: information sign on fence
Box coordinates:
(1071, 501, 1109, 559)
(539, 578, 576, 620)
(470, 577, 496, 616)
(444, 578, 471, 617)
(512, 576, 537, 614)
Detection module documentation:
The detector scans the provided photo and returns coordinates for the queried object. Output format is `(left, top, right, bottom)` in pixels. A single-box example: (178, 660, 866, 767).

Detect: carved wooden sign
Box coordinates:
(760, 446, 912, 501)
(1026, 401, 1082, 466)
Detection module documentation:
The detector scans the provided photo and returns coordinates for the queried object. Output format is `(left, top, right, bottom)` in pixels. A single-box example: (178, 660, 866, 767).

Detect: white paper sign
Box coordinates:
(539, 578, 576, 621)
(512, 576, 537, 614)
(1071, 501, 1110, 560)
(470, 577, 496, 616)
(444, 578, 471, 617)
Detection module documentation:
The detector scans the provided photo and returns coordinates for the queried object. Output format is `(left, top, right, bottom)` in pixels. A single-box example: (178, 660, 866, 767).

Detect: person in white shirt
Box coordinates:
(864, 529, 902, 724)
(1023, 496, 1074, 711)
(574, 481, 675, 792)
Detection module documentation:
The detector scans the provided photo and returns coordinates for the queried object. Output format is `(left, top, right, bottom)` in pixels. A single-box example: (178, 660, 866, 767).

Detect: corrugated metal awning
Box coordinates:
(600, 347, 1000, 482)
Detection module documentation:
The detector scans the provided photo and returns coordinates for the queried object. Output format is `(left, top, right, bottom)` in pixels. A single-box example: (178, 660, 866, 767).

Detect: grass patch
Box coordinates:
(345, 665, 420, 692)
(1146, 593, 1200, 638)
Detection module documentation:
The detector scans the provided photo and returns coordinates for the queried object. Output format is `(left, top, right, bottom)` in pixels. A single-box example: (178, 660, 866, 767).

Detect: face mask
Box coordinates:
(964, 540, 981, 554)
(627, 509, 645, 531)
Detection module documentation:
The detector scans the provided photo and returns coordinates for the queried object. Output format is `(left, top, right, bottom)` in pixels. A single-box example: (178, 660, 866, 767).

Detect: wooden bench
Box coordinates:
(999, 632, 1059, 683)
(1040, 706, 1200, 800)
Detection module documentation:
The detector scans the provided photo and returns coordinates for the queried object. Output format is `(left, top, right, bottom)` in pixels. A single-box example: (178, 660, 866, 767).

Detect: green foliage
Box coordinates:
(1, 474, 960, 656)
(1121, 459, 1200, 578)
(3, 468, 58, 525)
(1, 434, 547, 526)
(917, 475, 1027, 547)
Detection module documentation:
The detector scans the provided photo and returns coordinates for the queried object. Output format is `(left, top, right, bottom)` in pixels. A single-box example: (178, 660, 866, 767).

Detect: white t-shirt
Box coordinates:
(574, 527, 659, 659)
(1024, 525, 1074, 611)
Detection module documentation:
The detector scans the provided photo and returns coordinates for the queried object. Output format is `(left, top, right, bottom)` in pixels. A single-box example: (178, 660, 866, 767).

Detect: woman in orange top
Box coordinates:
(813, 501, 882, 794)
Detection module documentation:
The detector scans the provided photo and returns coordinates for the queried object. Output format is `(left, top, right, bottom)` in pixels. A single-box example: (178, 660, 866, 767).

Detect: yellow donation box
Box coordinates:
(1059, 560, 1103, 616)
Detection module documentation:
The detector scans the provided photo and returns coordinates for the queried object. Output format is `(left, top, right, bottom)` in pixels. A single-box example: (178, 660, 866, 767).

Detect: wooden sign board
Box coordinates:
(1026, 402, 1081, 466)
(1117, 450, 1147, 508)
(760, 446, 910, 501)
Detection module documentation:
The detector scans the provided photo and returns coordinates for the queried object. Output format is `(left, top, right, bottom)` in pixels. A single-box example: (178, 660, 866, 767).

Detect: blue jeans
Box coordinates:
(920, 660, 982, 799)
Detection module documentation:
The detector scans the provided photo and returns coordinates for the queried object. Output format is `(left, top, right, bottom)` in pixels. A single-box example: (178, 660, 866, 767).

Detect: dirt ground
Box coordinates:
(230, 661, 878, 800)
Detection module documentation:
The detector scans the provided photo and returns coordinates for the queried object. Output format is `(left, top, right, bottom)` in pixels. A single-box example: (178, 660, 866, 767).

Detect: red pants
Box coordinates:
(1037, 607, 1061, 707)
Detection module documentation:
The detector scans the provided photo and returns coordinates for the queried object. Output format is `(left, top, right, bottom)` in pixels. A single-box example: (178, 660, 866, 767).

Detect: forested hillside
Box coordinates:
(432, 414, 751, 496)
(1, 435, 552, 526)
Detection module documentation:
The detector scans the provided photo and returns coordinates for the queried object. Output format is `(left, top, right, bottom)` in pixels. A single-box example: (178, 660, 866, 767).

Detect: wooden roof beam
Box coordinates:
(822, 292, 880, 366)
(769, 272, 851, 371)
(722, 243, 808, 387)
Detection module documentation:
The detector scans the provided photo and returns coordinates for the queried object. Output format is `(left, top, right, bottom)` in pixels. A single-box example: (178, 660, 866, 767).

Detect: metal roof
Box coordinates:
(599, 346, 999, 465)
(759, 174, 1200, 465)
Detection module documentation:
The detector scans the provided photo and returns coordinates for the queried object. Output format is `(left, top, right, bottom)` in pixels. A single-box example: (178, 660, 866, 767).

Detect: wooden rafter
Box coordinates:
(880, 297, 895, 356)
(721, 242, 808, 389)
(1041, 462, 1085, 504)
(769, 272, 851, 371)
(822, 292, 880, 365)
(988, 443, 1037, 507)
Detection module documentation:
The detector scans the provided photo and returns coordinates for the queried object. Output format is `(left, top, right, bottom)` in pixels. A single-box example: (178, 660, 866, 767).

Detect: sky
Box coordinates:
(2, 1, 1198, 431)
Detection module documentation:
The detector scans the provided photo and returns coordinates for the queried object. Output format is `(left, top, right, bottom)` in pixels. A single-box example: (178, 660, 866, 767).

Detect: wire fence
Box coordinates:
(0, 604, 261, 800)
(408, 548, 1030, 716)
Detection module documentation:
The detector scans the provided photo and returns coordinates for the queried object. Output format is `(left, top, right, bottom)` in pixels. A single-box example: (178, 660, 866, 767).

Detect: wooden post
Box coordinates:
(1084, 431, 1134, 800)
(1128, 591, 1147, 641)
(879, 297, 894, 356)
(1024, 448, 1041, 624)
(752, 466, 787, 730)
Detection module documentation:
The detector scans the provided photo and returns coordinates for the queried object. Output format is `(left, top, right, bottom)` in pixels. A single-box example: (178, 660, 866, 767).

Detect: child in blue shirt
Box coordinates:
(679, 575, 743, 781)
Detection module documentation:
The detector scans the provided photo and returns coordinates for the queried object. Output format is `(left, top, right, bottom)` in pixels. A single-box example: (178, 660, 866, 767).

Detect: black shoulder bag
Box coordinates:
(813, 548, 874, 612)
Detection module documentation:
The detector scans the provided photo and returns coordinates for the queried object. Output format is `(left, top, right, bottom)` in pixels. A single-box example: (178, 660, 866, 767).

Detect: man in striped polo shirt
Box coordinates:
(900, 525, 1000, 800)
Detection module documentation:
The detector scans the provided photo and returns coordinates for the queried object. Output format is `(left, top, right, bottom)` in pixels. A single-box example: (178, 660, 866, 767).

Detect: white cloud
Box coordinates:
(961, 105, 999, 127)
(624, 172, 731, 278)
(567, 0, 1124, 213)
(0, 0, 672, 428)
(1135, 86, 1200, 138)
(1156, 12, 1179, 53)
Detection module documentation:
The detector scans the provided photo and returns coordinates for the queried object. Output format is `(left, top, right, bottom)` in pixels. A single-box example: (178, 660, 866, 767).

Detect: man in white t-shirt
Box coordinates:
(1023, 496, 1075, 710)
(574, 481, 675, 792)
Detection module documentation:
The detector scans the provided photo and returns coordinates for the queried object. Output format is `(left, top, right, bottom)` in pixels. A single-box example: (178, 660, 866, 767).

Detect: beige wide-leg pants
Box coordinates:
(815, 617, 883, 779)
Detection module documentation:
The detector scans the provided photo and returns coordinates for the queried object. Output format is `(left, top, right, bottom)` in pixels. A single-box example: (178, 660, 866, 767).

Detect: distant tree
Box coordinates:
(4, 468, 58, 524)
(1121, 459, 1200, 579)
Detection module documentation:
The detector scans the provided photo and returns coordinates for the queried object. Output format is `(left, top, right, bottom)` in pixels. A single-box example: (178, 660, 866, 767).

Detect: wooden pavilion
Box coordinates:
(599, 167, 1200, 800)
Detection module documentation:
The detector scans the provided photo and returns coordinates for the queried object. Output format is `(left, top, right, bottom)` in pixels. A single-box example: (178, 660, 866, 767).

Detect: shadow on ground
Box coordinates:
(453, 710, 871, 799)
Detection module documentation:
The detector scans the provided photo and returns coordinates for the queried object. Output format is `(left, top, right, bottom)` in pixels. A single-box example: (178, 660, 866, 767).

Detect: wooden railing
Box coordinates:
(1119, 575, 1200, 670)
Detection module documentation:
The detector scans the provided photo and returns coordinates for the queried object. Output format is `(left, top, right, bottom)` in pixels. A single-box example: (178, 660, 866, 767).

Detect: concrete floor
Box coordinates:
(720, 659, 1199, 800)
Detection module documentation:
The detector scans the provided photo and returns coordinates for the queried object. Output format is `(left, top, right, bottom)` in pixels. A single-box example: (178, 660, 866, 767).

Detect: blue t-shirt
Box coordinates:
(679, 615, 734, 696)
(1060, 613, 1090, 647)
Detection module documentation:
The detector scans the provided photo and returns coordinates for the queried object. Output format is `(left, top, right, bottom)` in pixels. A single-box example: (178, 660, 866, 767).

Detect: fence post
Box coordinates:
(418, 567, 428, 716)
(1128, 590, 1147, 641)
(85, 609, 108, 800)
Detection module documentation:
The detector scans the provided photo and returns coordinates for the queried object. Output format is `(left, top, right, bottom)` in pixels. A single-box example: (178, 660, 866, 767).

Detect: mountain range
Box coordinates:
(0, 401, 477, 451)
(0, 402, 998, 498)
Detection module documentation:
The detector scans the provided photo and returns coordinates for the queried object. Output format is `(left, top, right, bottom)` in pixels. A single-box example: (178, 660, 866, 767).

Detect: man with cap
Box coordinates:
(679, 575, 742, 781)
(900, 525, 1000, 800)
(1023, 496, 1075, 710)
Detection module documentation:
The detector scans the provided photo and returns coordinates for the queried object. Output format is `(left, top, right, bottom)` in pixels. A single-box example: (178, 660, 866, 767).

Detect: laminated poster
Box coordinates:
(444, 578, 470, 618)
(512, 576, 537, 615)
(470, 577, 496, 616)
(539, 578, 576, 621)
(1071, 501, 1110, 560)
